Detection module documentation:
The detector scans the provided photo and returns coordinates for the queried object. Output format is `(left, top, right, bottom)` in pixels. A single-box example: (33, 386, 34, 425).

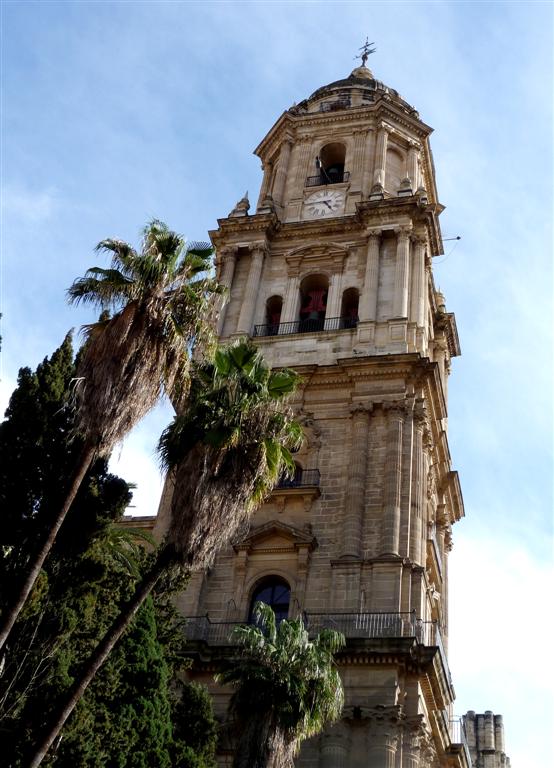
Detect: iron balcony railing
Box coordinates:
(305, 171, 350, 187)
(276, 468, 320, 489)
(253, 315, 358, 337)
(428, 524, 443, 576)
(449, 718, 472, 765)
(184, 611, 447, 653)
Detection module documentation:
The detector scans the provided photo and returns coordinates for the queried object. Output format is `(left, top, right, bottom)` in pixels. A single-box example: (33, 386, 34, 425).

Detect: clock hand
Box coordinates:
(322, 200, 332, 209)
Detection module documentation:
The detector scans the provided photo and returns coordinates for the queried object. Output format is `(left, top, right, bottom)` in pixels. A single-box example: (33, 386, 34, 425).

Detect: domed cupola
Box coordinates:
(290, 64, 417, 118)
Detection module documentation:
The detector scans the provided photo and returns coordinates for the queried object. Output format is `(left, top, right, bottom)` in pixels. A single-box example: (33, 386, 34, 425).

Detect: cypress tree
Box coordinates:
(0, 336, 217, 767)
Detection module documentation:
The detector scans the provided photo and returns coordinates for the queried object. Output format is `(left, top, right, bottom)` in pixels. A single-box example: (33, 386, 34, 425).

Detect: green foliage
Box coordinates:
(216, 603, 344, 767)
(0, 336, 218, 767)
(171, 682, 218, 768)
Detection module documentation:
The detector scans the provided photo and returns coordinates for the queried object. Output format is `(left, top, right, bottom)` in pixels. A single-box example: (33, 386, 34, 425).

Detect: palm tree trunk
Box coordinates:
(0, 444, 97, 653)
(26, 546, 173, 768)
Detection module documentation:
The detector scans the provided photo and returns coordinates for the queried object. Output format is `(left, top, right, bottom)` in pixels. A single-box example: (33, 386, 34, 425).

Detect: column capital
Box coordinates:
(350, 402, 373, 418)
(411, 233, 427, 246)
(377, 120, 393, 133)
(366, 227, 382, 241)
(383, 400, 408, 419)
(247, 241, 268, 257)
(394, 224, 413, 239)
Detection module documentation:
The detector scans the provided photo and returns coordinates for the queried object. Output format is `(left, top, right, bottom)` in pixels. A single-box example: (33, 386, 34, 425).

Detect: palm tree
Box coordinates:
(216, 602, 345, 768)
(27, 340, 301, 767)
(0, 220, 218, 652)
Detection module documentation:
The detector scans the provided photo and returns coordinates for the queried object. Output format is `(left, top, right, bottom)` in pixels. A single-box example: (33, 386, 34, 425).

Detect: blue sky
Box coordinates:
(1, 1, 552, 765)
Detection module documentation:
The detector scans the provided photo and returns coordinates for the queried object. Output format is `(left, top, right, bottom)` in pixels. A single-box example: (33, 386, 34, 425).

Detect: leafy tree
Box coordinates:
(0, 220, 219, 651)
(216, 603, 345, 768)
(0, 337, 217, 768)
(29, 340, 301, 766)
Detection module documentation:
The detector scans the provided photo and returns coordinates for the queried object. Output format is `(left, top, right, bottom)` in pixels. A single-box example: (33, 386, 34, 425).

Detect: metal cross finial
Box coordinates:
(356, 37, 376, 67)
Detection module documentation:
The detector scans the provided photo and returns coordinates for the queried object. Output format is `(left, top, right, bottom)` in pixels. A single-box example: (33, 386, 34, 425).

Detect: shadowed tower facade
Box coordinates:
(158, 59, 475, 766)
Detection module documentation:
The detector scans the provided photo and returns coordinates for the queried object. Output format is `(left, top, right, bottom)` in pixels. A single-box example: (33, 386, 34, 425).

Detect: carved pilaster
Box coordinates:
(216, 247, 238, 335)
(410, 399, 426, 564)
(319, 721, 350, 768)
(359, 229, 381, 323)
(409, 234, 426, 327)
(272, 135, 293, 208)
(365, 705, 402, 768)
(256, 161, 273, 210)
(402, 716, 425, 768)
(381, 401, 407, 555)
(372, 123, 390, 193)
(236, 243, 266, 335)
(342, 403, 372, 558)
(393, 225, 412, 318)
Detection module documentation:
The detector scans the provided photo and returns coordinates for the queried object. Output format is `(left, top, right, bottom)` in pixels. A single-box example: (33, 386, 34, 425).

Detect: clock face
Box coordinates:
(305, 189, 344, 218)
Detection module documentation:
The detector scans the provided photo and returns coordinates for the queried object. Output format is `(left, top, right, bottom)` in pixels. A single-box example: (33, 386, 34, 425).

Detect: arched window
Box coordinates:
(265, 295, 282, 335)
(249, 577, 291, 623)
(341, 288, 359, 329)
(318, 142, 347, 184)
(299, 273, 329, 332)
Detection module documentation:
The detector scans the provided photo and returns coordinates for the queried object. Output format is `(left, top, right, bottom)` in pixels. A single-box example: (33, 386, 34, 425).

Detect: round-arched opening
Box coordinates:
(319, 142, 346, 184)
(341, 287, 359, 329)
(265, 295, 282, 335)
(249, 577, 291, 623)
(299, 274, 329, 332)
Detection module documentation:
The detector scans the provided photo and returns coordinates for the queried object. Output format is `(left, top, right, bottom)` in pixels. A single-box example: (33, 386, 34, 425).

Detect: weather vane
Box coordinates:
(356, 37, 376, 67)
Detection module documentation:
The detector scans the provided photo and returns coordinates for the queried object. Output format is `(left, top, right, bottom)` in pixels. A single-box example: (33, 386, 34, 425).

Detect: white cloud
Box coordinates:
(109, 400, 173, 518)
(1, 184, 59, 223)
(449, 532, 554, 767)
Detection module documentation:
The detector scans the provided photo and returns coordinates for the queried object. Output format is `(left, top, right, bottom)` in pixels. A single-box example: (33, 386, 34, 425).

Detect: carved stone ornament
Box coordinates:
(228, 191, 250, 218)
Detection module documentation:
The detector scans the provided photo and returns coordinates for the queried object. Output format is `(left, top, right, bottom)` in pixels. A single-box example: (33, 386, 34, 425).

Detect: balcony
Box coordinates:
(184, 611, 444, 649)
(305, 171, 350, 187)
(449, 717, 472, 767)
(253, 315, 358, 338)
(276, 468, 320, 489)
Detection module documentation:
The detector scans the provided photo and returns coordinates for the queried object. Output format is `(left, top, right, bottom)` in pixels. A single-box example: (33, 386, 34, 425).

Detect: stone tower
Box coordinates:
(463, 712, 511, 768)
(173, 60, 472, 766)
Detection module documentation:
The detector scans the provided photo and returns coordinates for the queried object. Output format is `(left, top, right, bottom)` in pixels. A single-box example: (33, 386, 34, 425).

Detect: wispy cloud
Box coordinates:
(1, 184, 59, 223)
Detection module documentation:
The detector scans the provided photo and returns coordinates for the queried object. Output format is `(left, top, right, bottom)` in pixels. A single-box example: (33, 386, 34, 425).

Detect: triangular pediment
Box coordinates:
(233, 520, 317, 553)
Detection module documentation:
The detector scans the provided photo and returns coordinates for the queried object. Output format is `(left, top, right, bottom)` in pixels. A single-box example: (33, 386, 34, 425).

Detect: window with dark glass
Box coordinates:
(249, 577, 291, 623)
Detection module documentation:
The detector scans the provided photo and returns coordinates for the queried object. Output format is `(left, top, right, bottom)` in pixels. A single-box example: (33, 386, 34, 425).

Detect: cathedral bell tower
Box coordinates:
(180, 56, 469, 767)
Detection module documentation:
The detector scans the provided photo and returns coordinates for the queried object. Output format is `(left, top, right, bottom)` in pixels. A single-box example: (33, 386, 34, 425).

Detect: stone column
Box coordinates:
(494, 715, 505, 753)
(256, 162, 273, 210)
(279, 269, 300, 328)
(407, 143, 420, 191)
(409, 400, 426, 565)
(393, 226, 411, 318)
(295, 137, 313, 190)
(403, 718, 425, 768)
(409, 235, 426, 327)
(352, 128, 367, 185)
(342, 404, 371, 559)
(236, 244, 265, 335)
(272, 136, 293, 208)
(361, 128, 375, 198)
(358, 229, 381, 322)
(372, 123, 389, 190)
(367, 722, 398, 768)
(320, 724, 349, 768)
(216, 247, 237, 335)
(325, 271, 342, 324)
(381, 403, 405, 556)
